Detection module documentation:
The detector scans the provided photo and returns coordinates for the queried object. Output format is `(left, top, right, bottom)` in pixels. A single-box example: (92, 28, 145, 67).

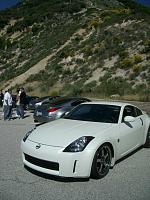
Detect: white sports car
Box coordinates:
(21, 101, 150, 179)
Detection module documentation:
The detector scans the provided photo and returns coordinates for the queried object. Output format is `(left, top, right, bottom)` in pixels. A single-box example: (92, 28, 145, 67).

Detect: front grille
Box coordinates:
(24, 154, 59, 171)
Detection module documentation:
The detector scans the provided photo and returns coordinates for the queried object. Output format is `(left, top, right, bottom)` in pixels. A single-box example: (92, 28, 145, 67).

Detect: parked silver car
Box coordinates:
(34, 97, 91, 123)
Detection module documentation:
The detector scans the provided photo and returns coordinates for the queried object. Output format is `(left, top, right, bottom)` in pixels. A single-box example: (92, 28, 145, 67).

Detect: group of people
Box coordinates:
(0, 88, 26, 121)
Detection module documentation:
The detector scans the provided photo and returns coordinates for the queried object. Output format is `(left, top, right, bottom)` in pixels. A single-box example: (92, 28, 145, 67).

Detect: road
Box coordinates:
(0, 108, 150, 200)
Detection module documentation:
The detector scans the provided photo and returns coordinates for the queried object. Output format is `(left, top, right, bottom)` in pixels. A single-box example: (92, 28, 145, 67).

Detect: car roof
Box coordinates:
(49, 96, 90, 105)
(81, 101, 133, 107)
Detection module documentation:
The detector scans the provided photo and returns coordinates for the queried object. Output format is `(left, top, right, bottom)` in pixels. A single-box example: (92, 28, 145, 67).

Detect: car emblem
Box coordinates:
(35, 144, 41, 149)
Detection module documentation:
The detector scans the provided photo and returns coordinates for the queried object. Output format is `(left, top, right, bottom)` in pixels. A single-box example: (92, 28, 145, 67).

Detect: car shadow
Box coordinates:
(24, 165, 89, 182)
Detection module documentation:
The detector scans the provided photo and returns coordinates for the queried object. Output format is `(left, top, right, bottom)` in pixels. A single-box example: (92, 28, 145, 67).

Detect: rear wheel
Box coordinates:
(144, 126, 150, 148)
(91, 144, 112, 179)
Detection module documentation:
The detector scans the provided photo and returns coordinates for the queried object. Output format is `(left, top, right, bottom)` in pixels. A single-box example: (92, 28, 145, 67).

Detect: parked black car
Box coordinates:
(25, 96, 39, 110)
(34, 96, 91, 123)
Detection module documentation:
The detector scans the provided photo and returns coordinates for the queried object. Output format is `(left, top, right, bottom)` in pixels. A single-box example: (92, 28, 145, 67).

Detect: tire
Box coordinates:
(144, 126, 150, 148)
(91, 144, 112, 179)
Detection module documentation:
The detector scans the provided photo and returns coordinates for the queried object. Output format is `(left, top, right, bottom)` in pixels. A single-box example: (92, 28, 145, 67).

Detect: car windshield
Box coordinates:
(64, 104, 121, 123)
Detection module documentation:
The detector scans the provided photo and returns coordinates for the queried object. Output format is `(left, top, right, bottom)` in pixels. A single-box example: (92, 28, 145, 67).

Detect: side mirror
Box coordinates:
(124, 116, 135, 122)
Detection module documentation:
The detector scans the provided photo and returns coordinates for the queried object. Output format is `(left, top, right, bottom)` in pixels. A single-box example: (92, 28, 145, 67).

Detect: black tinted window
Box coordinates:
(64, 104, 121, 123)
(135, 107, 143, 116)
(122, 106, 136, 121)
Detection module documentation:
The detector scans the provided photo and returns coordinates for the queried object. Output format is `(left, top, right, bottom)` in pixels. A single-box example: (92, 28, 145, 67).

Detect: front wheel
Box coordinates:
(144, 126, 150, 148)
(91, 144, 112, 179)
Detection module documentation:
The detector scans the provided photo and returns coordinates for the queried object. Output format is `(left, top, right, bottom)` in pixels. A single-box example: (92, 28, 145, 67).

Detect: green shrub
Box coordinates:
(134, 84, 150, 101)
(0, 37, 6, 50)
(49, 90, 59, 96)
(83, 46, 93, 57)
(83, 81, 97, 93)
(143, 39, 150, 53)
(61, 83, 82, 96)
(62, 68, 72, 77)
(0, 16, 9, 29)
(119, 50, 129, 59)
(32, 24, 41, 35)
(40, 84, 49, 94)
(26, 86, 33, 93)
(88, 17, 103, 30)
(132, 64, 142, 72)
(20, 38, 34, 49)
(71, 85, 83, 96)
(68, 1, 86, 14)
(96, 77, 132, 97)
(133, 54, 143, 63)
(99, 71, 112, 82)
(0, 37, 11, 50)
(119, 57, 134, 69)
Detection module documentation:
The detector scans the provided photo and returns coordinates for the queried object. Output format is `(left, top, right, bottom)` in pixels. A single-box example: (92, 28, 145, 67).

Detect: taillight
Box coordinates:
(47, 107, 59, 113)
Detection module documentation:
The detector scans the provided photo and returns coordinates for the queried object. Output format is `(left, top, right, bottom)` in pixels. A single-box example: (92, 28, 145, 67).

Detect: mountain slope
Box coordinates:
(0, 0, 150, 101)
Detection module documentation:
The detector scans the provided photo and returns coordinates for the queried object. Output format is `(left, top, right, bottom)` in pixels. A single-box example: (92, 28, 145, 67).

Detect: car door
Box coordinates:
(134, 106, 145, 143)
(118, 105, 143, 157)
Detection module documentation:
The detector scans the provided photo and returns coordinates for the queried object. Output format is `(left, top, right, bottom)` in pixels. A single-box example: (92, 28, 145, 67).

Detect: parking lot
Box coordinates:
(0, 107, 150, 200)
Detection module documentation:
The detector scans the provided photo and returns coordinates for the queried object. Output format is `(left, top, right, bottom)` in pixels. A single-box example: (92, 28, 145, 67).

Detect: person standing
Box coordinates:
(3, 89, 13, 120)
(0, 90, 4, 107)
(15, 88, 21, 118)
(20, 88, 26, 119)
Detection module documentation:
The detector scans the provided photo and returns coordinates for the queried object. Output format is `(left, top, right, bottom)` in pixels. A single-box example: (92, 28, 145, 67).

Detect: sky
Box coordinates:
(0, 0, 150, 10)
(0, 0, 21, 10)
(135, 0, 150, 7)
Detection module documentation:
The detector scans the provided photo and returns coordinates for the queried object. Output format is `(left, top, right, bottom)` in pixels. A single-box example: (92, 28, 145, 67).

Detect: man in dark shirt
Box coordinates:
(20, 88, 26, 118)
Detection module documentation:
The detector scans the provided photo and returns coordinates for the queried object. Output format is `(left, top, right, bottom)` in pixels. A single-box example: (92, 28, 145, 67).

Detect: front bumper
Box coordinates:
(21, 140, 94, 178)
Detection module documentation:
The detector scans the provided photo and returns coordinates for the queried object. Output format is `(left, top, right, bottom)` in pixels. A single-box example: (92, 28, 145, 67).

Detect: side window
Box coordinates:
(135, 107, 143, 116)
(122, 106, 136, 122)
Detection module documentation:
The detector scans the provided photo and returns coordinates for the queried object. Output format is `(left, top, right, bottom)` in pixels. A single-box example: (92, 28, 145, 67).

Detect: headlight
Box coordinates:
(63, 136, 94, 152)
(23, 128, 35, 142)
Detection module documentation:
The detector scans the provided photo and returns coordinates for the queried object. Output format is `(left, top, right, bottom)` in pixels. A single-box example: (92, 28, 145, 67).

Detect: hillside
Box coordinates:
(0, 0, 150, 101)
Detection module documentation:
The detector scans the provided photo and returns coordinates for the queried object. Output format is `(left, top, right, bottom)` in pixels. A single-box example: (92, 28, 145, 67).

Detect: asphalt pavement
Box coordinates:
(0, 107, 150, 200)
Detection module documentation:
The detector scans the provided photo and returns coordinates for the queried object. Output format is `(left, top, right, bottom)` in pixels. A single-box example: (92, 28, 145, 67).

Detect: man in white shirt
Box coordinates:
(3, 89, 13, 120)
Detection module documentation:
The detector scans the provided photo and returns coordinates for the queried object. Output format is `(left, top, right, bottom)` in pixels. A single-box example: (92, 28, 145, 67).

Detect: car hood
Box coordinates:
(28, 119, 113, 147)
